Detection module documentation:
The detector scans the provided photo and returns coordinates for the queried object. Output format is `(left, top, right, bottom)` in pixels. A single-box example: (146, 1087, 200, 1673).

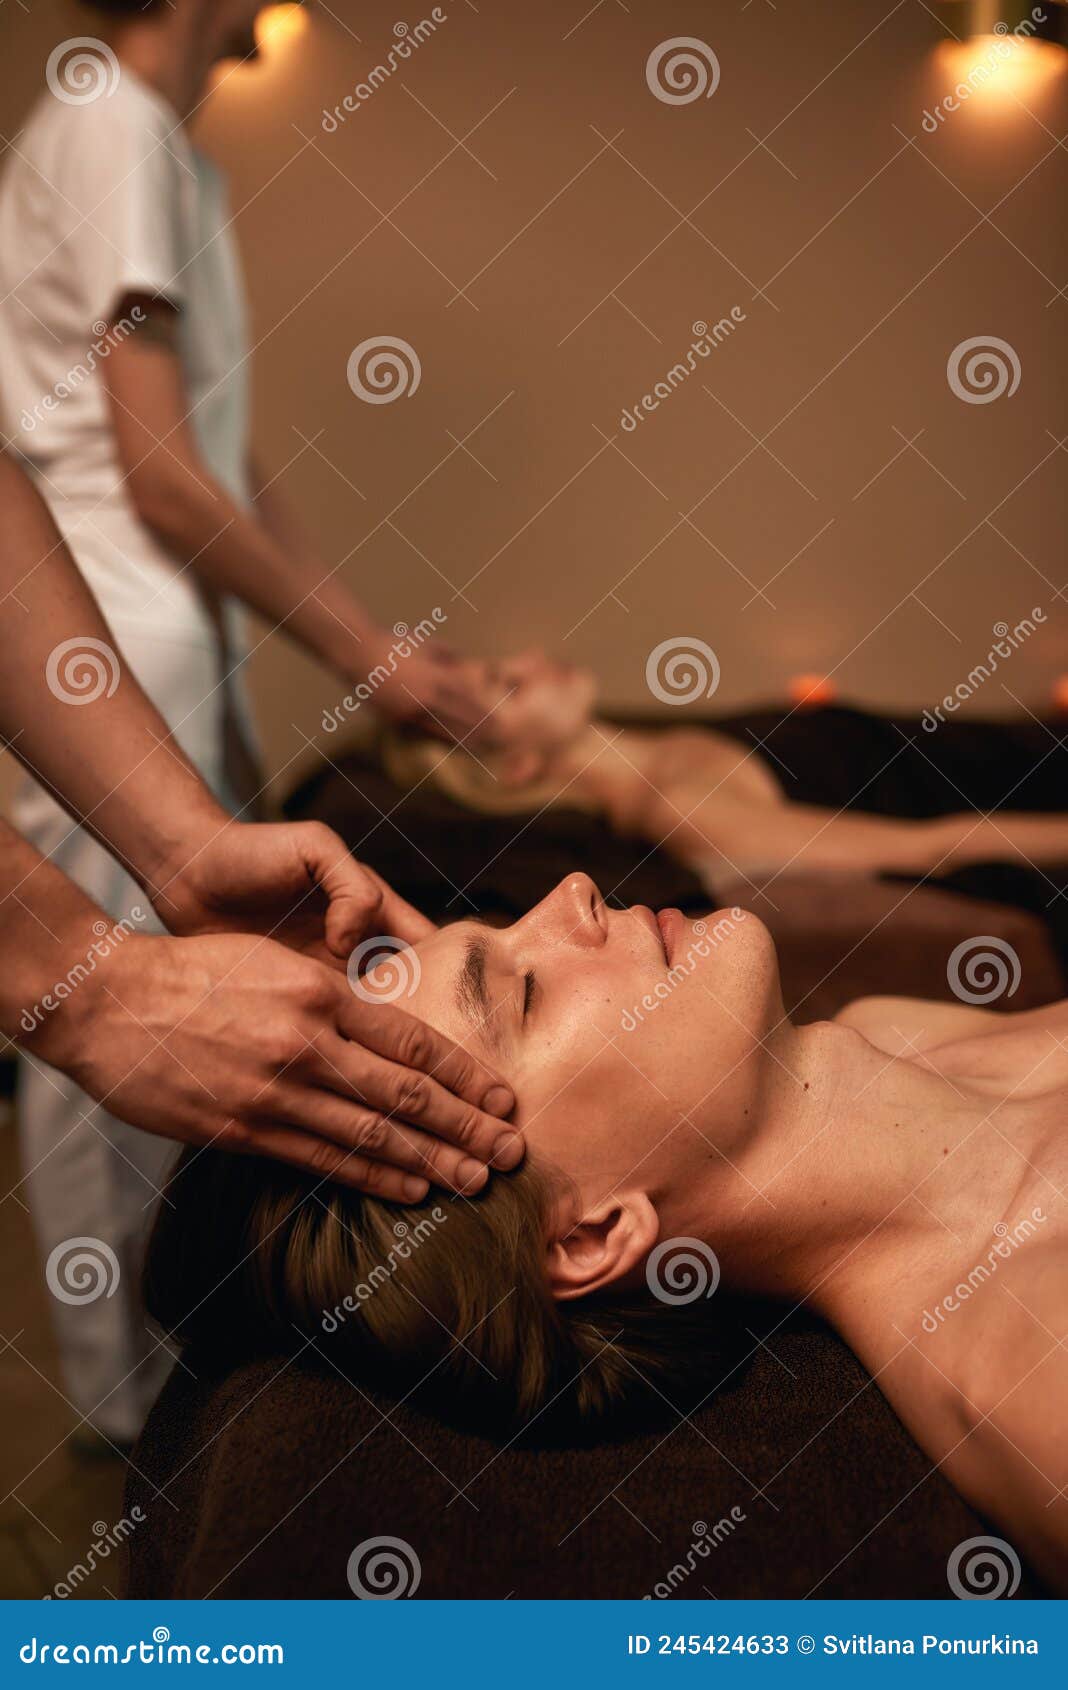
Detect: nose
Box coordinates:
(518, 872, 604, 949)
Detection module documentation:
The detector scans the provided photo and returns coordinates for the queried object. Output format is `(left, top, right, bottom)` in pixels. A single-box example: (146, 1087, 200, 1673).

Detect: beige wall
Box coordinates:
(2, 0, 1066, 807)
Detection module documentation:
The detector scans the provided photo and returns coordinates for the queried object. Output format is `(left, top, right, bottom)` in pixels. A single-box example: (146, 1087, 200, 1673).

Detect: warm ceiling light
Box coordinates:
(255, 4, 309, 54)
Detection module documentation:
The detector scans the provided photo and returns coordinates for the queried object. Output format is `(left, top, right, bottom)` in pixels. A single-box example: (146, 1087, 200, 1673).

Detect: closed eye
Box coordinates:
(522, 968, 538, 1022)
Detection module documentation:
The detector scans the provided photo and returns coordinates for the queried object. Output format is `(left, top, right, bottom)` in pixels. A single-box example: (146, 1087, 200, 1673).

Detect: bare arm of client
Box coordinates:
(655, 790, 1068, 880)
(0, 456, 520, 1195)
(103, 298, 500, 741)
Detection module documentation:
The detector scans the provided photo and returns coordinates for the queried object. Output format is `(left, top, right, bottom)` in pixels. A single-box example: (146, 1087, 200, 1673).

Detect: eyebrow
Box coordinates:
(455, 935, 508, 1055)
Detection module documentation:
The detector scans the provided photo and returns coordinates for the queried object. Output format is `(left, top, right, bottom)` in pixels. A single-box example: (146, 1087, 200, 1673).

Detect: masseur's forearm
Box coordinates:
(0, 819, 120, 1060)
(129, 441, 381, 682)
(0, 455, 231, 891)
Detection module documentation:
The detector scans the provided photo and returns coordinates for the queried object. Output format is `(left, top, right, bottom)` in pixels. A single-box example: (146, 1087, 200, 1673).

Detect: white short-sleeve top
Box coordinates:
(0, 65, 251, 650)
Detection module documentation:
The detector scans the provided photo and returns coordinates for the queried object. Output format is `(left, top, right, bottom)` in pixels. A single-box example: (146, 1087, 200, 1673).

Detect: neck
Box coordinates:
(670, 1018, 1028, 1321)
(549, 722, 647, 812)
(111, 21, 213, 121)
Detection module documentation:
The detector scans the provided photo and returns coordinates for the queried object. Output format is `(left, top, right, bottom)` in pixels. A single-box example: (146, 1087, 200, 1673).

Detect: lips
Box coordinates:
(657, 907, 683, 965)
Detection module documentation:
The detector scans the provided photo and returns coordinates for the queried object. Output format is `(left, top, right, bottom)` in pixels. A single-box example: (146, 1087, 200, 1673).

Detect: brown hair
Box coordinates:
(145, 1149, 738, 1434)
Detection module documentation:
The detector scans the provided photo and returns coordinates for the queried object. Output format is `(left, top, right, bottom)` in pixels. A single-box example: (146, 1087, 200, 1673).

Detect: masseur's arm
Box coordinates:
(102, 300, 499, 741)
(0, 822, 518, 1199)
(0, 452, 425, 953)
(0, 456, 520, 1190)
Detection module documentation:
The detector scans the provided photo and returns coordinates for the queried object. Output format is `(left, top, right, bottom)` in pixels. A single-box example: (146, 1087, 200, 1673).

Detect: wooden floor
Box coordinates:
(0, 1106, 126, 1598)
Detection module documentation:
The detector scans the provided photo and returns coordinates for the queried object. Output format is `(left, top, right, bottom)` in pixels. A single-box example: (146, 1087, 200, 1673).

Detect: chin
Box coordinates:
(673, 904, 780, 1011)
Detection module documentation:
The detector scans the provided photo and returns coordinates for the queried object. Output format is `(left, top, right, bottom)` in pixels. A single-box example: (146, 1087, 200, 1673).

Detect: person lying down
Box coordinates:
(148, 875, 1067, 1593)
(381, 652, 1068, 885)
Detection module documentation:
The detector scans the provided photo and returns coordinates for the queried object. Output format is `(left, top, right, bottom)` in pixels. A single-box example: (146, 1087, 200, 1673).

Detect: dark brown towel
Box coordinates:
(125, 1309, 1042, 1598)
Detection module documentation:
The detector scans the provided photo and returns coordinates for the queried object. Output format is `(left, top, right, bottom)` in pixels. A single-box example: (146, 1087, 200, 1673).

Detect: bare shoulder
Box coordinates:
(834, 996, 996, 1054)
(927, 1240, 1068, 1590)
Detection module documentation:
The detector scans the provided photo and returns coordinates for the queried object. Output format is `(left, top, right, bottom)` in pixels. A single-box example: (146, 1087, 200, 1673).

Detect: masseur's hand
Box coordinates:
(151, 821, 433, 960)
(370, 640, 507, 743)
(47, 933, 520, 1199)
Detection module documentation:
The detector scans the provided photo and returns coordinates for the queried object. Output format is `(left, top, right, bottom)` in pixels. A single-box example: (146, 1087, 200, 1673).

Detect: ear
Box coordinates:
(496, 745, 550, 789)
(546, 1191, 659, 1302)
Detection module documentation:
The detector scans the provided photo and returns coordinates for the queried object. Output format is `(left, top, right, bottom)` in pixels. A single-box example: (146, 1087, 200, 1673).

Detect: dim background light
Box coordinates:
(788, 675, 838, 710)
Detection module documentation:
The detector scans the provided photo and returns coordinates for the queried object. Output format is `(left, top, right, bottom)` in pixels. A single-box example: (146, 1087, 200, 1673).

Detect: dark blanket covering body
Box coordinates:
(125, 706, 1063, 1598)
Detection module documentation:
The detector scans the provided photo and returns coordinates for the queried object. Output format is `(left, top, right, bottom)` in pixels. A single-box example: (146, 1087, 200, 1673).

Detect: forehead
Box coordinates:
(368, 923, 487, 1050)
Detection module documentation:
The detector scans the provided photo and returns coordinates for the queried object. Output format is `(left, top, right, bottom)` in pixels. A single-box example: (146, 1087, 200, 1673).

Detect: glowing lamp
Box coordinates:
(935, 0, 1067, 42)
(788, 674, 837, 710)
(255, 4, 310, 55)
(1051, 676, 1068, 713)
